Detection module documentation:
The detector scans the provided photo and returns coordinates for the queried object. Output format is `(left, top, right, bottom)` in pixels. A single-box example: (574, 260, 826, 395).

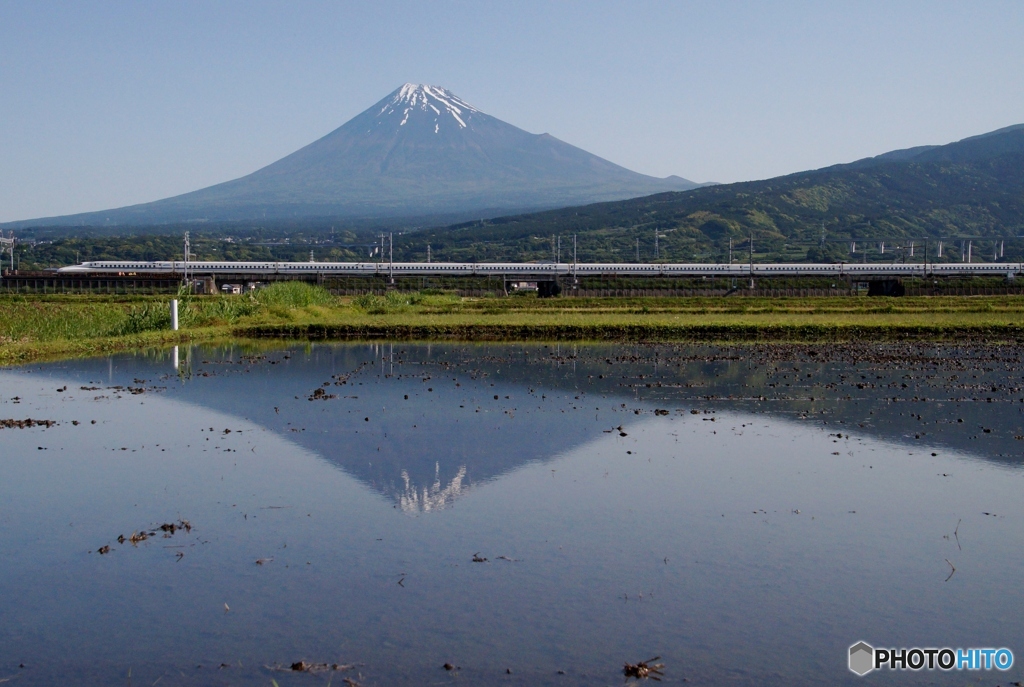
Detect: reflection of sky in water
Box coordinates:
(0, 344, 1022, 686)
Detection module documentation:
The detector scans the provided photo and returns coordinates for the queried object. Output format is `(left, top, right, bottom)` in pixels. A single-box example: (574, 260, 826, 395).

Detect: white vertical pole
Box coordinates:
(171, 299, 179, 331)
(172, 345, 179, 370)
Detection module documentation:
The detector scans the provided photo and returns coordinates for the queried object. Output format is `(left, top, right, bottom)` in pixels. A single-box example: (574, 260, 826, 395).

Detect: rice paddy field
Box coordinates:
(4, 291, 1024, 685)
(2, 284, 1024, 365)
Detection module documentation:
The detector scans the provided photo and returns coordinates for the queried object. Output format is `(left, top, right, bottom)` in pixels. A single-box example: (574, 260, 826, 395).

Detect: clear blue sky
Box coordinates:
(2, 0, 1022, 223)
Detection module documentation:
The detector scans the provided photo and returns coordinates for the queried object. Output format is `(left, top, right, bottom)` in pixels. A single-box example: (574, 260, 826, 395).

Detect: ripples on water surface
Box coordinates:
(1, 342, 1022, 686)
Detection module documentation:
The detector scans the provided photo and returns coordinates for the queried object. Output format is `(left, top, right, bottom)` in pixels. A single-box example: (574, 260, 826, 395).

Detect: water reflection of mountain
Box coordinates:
(39, 342, 1024, 510)
(46, 344, 617, 512)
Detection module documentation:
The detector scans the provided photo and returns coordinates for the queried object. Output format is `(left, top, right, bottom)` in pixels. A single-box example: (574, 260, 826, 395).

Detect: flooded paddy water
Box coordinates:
(1, 341, 1023, 686)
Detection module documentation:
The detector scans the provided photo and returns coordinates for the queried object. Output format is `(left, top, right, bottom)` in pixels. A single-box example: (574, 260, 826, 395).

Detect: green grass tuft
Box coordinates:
(255, 282, 335, 308)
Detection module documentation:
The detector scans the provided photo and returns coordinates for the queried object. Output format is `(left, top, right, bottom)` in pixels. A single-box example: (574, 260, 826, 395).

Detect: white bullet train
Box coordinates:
(54, 260, 1023, 278)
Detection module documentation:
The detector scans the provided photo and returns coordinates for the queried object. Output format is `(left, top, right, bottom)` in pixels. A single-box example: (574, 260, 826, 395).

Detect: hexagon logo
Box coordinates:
(849, 642, 875, 676)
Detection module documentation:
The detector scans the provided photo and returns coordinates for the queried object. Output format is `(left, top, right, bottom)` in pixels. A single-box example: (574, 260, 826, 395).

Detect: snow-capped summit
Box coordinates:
(378, 84, 479, 131)
(12, 84, 698, 226)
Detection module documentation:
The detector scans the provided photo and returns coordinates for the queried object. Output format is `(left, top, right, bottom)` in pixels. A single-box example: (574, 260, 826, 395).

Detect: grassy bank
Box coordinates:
(3, 286, 1024, 364)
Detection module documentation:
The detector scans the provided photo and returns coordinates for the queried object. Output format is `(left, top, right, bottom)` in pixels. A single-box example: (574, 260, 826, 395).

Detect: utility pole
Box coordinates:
(389, 232, 394, 284)
(635, 237, 639, 262)
(427, 244, 431, 263)
(968, 240, 972, 263)
(557, 235, 561, 263)
(572, 234, 578, 287)
(729, 238, 733, 264)
(0, 232, 14, 272)
(654, 231, 659, 260)
(938, 241, 943, 258)
(748, 234, 754, 289)
(183, 231, 191, 286)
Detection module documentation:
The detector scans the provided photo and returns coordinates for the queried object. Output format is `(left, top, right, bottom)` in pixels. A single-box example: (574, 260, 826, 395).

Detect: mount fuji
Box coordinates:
(11, 84, 698, 228)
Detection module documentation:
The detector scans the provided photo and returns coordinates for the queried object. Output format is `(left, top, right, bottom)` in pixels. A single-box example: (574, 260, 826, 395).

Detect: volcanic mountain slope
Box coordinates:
(9, 84, 697, 228)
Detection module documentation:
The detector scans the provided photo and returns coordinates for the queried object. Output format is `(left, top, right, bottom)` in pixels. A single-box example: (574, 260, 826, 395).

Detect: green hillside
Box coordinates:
(396, 124, 1024, 263)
